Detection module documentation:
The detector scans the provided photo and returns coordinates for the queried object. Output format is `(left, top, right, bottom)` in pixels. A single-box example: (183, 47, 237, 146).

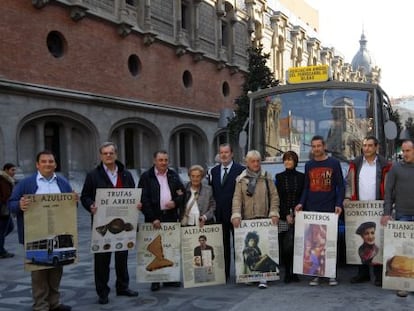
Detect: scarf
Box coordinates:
(245, 168, 261, 196)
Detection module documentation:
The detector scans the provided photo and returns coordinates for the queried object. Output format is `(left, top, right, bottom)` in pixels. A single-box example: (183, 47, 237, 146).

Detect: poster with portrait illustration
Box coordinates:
(181, 224, 225, 288)
(382, 221, 414, 291)
(91, 188, 140, 253)
(344, 200, 384, 265)
(293, 212, 338, 278)
(24, 193, 78, 271)
(136, 222, 181, 283)
(234, 219, 280, 283)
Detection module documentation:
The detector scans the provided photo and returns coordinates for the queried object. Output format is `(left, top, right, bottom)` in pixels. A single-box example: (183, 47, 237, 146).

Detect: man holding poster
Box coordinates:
(381, 139, 414, 298)
(231, 150, 280, 289)
(295, 135, 345, 286)
(345, 136, 390, 287)
(81, 142, 139, 305)
(8, 151, 73, 311)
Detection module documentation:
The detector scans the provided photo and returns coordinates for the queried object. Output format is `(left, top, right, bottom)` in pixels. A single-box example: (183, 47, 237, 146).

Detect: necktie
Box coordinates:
(222, 167, 228, 185)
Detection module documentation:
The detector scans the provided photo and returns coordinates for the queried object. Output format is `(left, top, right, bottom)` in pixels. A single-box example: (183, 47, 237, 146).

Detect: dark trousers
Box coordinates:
(222, 221, 234, 280)
(94, 250, 129, 298)
(0, 216, 13, 253)
(358, 264, 382, 281)
(279, 229, 294, 278)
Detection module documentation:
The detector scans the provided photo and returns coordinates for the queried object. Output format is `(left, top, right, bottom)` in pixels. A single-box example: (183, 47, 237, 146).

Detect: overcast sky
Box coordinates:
(305, 0, 412, 98)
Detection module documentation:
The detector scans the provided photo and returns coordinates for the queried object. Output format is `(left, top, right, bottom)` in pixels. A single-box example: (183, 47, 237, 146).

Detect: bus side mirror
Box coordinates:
(384, 120, 397, 140)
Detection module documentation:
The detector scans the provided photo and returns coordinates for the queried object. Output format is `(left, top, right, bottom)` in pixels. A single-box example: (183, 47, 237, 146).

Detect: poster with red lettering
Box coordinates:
(382, 221, 414, 291)
(293, 211, 338, 278)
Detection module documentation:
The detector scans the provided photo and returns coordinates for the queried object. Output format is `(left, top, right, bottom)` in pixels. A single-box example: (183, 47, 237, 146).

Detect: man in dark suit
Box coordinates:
(210, 143, 244, 281)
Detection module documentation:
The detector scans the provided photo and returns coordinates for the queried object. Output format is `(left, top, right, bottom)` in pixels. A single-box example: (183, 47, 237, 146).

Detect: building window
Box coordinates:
(47, 31, 66, 58)
(128, 54, 141, 77)
(182, 70, 193, 88)
(126, 0, 136, 6)
(222, 81, 230, 97)
(181, 1, 190, 30)
(222, 21, 229, 47)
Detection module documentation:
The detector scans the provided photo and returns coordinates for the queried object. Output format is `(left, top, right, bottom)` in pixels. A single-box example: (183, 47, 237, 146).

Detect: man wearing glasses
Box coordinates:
(81, 142, 139, 305)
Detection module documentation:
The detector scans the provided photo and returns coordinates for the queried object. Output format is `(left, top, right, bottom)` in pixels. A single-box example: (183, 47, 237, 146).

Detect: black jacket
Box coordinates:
(138, 167, 185, 222)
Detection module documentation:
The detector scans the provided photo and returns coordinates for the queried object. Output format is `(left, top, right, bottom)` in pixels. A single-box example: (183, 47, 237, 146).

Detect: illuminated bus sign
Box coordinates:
(287, 65, 330, 84)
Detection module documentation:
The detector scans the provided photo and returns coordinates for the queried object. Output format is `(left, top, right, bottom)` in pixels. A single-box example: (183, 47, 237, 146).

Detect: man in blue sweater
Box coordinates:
(8, 150, 73, 311)
(295, 135, 345, 286)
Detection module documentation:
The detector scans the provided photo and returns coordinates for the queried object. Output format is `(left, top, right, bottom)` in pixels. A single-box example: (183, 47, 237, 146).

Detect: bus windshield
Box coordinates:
(251, 88, 377, 163)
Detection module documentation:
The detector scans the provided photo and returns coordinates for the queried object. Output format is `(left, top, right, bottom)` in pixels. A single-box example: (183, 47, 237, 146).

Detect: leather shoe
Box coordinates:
(98, 296, 109, 304)
(49, 304, 72, 311)
(116, 288, 138, 297)
(374, 278, 382, 287)
(151, 282, 160, 291)
(350, 275, 370, 283)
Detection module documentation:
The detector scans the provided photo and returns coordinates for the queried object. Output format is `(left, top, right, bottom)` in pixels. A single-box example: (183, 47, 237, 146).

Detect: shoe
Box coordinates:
(116, 289, 138, 297)
(350, 275, 370, 284)
(284, 275, 292, 284)
(151, 282, 160, 291)
(49, 304, 72, 311)
(258, 280, 268, 289)
(98, 296, 109, 305)
(292, 274, 300, 282)
(374, 278, 382, 287)
(309, 277, 319, 286)
(396, 290, 408, 297)
(163, 282, 181, 287)
(0, 251, 14, 259)
(329, 278, 338, 286)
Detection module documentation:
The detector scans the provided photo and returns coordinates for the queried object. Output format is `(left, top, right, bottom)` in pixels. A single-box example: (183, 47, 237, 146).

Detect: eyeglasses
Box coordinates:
(101, 152, 115, 156)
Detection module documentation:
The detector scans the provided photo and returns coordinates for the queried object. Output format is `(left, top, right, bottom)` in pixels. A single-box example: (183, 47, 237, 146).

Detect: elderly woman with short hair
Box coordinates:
(181, 165, 216, 227)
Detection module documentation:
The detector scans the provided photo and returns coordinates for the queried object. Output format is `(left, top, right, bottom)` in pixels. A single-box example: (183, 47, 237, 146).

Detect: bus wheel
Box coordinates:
(53, 257, 59, 266)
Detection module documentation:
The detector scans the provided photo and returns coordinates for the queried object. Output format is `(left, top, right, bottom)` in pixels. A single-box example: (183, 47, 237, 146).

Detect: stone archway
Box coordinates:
(17, 110, 98, 176)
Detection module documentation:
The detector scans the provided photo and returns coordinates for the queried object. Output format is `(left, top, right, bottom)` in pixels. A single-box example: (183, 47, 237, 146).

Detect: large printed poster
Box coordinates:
(293, 212, 338, 278)
(181, 224, 225, 288)
(91, 188, 140, 253)
(344, 200, 384, 265)
(383, 221, 414, 291)
(234, 219, 279, 283)
(136, 222, 181, 283)
(24, 193, 78, 271)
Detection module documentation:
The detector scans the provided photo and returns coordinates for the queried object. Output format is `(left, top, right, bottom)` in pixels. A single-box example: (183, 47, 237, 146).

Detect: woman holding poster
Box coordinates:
(181, 165, 215, 227)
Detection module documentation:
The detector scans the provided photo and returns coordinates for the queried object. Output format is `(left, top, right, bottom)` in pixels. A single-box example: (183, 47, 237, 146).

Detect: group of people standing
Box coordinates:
(3, 135, 414, 310)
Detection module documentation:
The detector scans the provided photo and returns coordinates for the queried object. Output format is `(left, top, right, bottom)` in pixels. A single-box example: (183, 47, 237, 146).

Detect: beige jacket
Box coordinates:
(231, 169, 280, 221)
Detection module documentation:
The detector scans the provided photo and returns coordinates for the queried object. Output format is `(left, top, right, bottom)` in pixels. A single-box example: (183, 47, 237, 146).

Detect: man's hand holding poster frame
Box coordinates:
(24, 193, 77, 271)
(293, 211, 338, 278)
(383, 221, 414, 291)
(90, 188, 140, 253)
(181, 224, 225, 288)
(343, 200, 384, 265)
(234, 219, 279, 283)
(136, 222, 181, 283)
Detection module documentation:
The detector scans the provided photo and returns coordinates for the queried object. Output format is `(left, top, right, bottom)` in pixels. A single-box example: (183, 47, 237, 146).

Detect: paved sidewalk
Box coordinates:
(0, 207, 412, 311)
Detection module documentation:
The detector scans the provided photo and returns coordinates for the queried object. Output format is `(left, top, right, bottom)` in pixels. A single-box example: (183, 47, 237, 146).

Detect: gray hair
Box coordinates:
(188, 164, 205, 177)
(99, 142, 118, 153)
(245, 150, 261, 161)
